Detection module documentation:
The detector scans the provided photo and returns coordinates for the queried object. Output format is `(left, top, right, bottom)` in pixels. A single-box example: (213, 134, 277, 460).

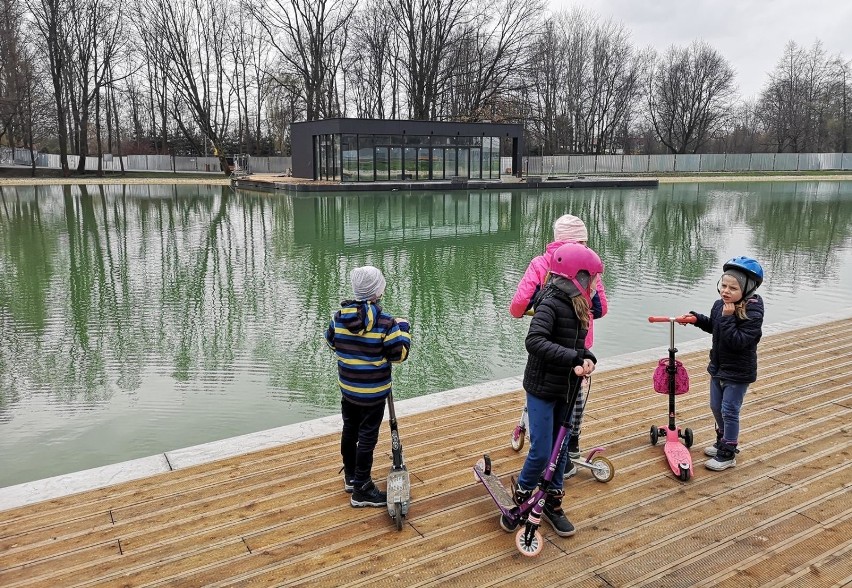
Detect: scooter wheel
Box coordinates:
(511, 426, 525, 452)
(678, 464, 691, 482)
(683, 427, 694, 448)
(393, 501, 404, 531)
(474, 458, 486, 482)
(515, 528, 543, 557)
(650, 425, 659, 446)
(590, 456, 615, 483)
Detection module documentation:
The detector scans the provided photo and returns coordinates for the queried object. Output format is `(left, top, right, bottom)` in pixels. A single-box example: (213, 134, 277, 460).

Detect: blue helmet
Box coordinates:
(722, 256, 764, 297)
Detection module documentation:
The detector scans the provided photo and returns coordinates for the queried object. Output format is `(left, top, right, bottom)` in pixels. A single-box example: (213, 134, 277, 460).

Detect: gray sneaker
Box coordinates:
(706, 444, 738, 471)
(565, 461, 578, 479)
(567, 436, 581, 460)
(704, 440, 722, 457)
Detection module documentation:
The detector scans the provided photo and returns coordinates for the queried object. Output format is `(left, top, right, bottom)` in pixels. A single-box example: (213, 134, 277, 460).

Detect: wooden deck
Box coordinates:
(1, 319, 850, 587)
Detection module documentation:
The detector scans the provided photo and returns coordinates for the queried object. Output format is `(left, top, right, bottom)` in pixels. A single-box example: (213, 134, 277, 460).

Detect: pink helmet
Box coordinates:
(550, 242, 604, 303)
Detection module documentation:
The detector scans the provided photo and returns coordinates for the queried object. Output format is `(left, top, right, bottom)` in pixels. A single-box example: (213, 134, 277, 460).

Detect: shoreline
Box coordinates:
(0, 173, 851, 187)
(656, 173, 852, 183)
(2, 306, 850, 512)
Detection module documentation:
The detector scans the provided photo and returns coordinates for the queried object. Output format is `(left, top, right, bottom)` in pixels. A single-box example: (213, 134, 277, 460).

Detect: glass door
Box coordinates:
(375, 147, 389, 181)
(432, 148, 444, 180)
(470, 147, 481, 178)
(457, 147, 469, 178)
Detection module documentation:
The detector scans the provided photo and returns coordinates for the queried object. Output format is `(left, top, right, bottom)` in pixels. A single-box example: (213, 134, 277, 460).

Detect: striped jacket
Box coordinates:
(325, 300, 411, 405)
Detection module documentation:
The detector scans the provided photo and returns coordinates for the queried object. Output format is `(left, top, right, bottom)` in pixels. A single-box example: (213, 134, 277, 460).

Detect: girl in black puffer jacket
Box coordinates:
(502, 243, 602, 539)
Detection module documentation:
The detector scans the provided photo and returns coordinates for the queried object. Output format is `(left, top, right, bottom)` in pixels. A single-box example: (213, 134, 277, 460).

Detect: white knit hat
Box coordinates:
(351, 266, 386, 301)
(553, 214, 588, 242)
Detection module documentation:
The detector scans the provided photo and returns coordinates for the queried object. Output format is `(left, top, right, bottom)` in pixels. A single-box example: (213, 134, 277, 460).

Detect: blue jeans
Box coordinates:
(709, 377, 749, 444)
(517, 393, 571, 492)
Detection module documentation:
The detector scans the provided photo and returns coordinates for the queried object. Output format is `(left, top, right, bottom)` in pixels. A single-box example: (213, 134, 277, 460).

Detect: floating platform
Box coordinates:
(1, 310, 850, 587)
(231, 174, 659, 193)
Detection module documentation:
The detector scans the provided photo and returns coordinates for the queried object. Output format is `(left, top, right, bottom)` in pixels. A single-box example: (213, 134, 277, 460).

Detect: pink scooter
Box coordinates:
(648, 315, 696, 481)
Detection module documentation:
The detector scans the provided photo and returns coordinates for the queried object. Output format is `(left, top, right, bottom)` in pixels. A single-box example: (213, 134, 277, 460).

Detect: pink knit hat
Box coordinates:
(552, 214, 588, 242)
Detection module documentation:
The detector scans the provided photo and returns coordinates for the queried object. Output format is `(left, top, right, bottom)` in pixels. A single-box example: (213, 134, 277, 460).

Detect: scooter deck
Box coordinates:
(473, 463, 515, 511)
(663, 440, 693, 475)
(387, 468, 410, 504)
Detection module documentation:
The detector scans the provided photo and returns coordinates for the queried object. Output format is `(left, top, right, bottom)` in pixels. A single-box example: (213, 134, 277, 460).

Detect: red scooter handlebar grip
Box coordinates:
(648, 315, 697, 324)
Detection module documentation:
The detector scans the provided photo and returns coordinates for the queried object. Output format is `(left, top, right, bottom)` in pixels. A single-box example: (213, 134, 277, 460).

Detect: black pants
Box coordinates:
(341, 397, 386, 485)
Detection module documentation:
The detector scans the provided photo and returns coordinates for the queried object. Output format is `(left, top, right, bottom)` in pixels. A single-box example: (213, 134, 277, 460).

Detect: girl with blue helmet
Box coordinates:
(687, 256, 764, 470)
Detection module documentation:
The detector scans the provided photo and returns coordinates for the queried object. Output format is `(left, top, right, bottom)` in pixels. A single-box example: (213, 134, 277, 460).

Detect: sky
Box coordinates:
(550, 0, 852, 99)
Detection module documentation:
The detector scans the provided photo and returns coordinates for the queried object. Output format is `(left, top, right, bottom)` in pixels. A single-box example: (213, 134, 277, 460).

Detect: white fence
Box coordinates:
(27, 153, 292, 174)
(504, 153, 852, 175)
(10, 149, 851, 176)
(1, 147, 34, 165)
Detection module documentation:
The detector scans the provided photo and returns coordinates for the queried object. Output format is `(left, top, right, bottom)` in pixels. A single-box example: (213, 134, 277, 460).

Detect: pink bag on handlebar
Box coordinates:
(653, 358, 690, 395)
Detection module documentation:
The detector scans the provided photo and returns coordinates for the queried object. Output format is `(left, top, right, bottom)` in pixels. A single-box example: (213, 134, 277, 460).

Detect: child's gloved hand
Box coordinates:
(395, 317, 410, 332)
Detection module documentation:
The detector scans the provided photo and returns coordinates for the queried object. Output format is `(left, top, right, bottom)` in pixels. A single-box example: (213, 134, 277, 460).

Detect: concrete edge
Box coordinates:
(2, 306, 850, 511)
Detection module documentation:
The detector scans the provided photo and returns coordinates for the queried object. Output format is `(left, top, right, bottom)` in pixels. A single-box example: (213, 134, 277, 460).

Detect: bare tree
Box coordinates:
(1, 0, 48, 175)
(0, 0, 23, 147)
(830, 57, 851, 152)
(30, 0, 72, 174)
(389, 0, 476, 119)
(758, 41, 832, 153)
(717, 99, 763, 153)
(441, 0, 544, 122)
(647, 40, 736, 154)
(525, 17, 568, 154)
(135, 0, 235, 174)
(249, 0, 355, 121)
(525, 9, 647, 155)
(227, 7, 272, 154)
(346, 0, 395, 119)
(575, 18, 646, 153)
(265, 73, 302, 154)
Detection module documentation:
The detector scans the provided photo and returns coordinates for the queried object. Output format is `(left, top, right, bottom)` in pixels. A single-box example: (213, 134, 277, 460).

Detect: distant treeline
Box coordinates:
(0, 0, 849, 176)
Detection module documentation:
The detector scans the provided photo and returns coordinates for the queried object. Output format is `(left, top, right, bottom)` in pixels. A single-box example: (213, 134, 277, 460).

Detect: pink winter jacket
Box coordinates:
(509, 240, 608, 348)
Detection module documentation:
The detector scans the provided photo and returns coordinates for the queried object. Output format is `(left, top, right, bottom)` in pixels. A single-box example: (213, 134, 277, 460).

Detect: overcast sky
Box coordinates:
(550, 0, 852, 99)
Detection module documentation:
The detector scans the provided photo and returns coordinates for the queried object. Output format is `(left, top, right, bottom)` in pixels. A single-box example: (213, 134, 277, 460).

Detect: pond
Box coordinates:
(1, 181, 851, 487)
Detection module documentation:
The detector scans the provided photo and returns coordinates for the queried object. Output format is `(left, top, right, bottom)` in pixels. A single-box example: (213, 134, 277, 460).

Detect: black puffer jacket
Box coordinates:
(523, 285, 596, 403)
(692, 295, 764, 383)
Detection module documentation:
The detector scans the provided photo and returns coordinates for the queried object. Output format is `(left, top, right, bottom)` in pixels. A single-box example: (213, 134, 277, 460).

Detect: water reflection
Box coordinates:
(1, 181, 851, 486)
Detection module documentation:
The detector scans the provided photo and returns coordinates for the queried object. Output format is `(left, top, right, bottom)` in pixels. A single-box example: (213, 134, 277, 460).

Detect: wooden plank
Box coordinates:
(0, 320, 849, 588)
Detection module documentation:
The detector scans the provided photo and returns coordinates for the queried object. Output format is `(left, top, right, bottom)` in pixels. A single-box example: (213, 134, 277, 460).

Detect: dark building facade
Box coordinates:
(290, 118, 523, 182)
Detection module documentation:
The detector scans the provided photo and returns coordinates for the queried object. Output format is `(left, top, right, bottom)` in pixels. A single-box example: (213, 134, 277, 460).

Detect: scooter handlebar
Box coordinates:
(648, 315, 697, 324)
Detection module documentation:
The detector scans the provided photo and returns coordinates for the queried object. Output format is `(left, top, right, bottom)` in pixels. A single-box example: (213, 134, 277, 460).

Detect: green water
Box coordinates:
(1, 181, 851, 487)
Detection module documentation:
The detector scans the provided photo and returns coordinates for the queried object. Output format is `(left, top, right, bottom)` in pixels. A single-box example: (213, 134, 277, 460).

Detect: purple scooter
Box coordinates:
(474, 379, 586, 556)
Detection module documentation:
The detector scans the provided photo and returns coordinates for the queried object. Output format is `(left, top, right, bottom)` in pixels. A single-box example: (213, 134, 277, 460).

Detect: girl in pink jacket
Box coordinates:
(509, 214, 608, 458)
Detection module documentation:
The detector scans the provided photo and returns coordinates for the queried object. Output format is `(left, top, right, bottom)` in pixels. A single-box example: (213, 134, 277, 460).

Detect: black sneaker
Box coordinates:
(567, 436, 581, 459)
(542, 490, 576, 537)
(339, 466, 354, 493)
(350, 480, 387, 507)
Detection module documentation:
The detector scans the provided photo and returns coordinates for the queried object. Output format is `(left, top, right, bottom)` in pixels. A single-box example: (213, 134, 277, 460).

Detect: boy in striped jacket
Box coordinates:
(325, 266, 412, 507)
